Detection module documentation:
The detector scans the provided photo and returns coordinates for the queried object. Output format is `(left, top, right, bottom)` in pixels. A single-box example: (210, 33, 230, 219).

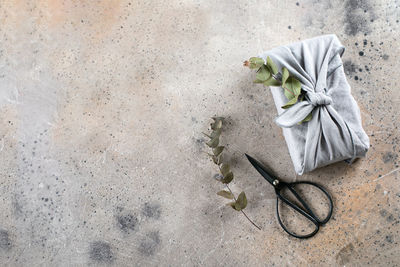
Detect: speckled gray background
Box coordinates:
(0, 0, 399, 266)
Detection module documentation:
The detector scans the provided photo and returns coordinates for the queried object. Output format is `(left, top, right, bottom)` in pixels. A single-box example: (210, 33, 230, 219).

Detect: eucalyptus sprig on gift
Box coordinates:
(203, 117, 261, 230)
(244, 57, 312, 123)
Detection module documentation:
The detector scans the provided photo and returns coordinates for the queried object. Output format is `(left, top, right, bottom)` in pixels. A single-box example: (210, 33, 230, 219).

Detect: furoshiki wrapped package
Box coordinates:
(258, 34, 369, 175)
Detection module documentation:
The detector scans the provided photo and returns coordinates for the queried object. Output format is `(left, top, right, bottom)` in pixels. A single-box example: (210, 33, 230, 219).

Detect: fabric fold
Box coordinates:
(258, 34, 369, 175)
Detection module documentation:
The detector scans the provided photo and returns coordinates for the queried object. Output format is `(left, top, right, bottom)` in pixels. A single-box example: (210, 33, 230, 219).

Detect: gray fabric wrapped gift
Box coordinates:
(258, 34, 370, 175)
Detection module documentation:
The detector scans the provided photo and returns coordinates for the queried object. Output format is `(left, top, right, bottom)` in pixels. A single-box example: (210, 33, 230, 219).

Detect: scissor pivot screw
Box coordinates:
(273, 180, 279, 186)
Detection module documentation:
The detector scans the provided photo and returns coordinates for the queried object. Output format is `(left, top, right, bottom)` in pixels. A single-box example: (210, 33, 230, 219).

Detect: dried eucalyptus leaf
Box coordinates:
(212, 117, 224, 121)
(207, 153, 220, 164)
(221, 172, 234, 184)
(213, 146, 224, 157)
(229, 201, 242, 211)
(216, 155, 222, 164)
(248, 57, 264, 69)
(202, 132, 212, 139)
(256, 65, 271, 82)
(219, 163, 230, 176)
(253, 79, 264, 84)
(281, 96, 298, 109)
(228, 202, 238, 210)
(266, 56, 278, 75)
(235, 202, 242, 211)
(284, 76, 301, 100)
(282, 67, 289, 86)
(217, 190, 234, 199)
(210, 128, 222, 139)
(236, 191, 247, 210)
(206, 136, 219, 148)
(263, 76, 281, 87)
(211, 120, 223, 130)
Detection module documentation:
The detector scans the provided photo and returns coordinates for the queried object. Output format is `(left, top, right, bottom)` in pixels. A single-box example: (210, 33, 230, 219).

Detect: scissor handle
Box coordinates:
(275, 181, 333, 239)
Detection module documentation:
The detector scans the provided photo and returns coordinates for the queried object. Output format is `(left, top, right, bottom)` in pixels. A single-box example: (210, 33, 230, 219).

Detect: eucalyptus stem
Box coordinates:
(271, 73, 281, 82)
(205, 117, 259, 230)
(245, 56, 312, 122)
(226, 184, 261, 230)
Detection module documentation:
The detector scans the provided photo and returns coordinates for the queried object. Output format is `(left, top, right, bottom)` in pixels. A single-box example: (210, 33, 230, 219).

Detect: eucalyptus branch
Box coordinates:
(226, 184, 261, 230)
(244, 57, 312, 123)
(203, 117, 261, 230)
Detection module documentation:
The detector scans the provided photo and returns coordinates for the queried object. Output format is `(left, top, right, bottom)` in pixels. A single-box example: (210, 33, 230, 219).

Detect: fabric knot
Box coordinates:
(307, 91, 332, 106)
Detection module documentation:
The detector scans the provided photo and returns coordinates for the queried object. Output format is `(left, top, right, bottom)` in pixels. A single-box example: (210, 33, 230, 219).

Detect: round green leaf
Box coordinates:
(266, 56, 278, 75)
(256, 65, 271, 82)
(282, 67, 289, 86)
(284, 76, 301, 100)
(236, 191, 247, 210)
(248, 57, 264, 69)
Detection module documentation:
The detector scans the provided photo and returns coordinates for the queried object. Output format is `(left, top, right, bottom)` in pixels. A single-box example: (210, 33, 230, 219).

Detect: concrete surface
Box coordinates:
(0, 0, 399, 266)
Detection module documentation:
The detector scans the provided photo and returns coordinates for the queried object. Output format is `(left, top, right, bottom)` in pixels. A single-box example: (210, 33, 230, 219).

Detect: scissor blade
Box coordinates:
(245, 154, 276, 185)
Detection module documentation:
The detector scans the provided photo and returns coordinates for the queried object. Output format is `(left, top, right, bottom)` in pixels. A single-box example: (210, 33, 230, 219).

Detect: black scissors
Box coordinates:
(245, 154, 333, 239)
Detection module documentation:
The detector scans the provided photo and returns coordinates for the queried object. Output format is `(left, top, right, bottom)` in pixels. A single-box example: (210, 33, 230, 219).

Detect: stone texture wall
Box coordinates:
(0, 0, 399, 266)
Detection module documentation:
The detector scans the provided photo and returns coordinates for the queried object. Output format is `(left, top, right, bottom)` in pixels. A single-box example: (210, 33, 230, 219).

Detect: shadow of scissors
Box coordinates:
(246, 154, 333, 239)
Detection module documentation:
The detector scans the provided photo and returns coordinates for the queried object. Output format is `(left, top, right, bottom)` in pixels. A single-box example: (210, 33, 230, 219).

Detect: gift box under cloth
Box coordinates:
(258, 34, 370, 175)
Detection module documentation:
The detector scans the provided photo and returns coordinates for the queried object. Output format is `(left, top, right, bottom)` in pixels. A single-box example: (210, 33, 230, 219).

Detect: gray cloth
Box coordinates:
(259, 34, 369, 175)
